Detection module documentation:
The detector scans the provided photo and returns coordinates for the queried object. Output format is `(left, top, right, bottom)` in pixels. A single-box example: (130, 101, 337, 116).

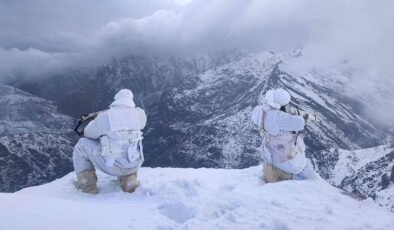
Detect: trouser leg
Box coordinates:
(72, 138, 100, 194)
(73, 138, 99, 173)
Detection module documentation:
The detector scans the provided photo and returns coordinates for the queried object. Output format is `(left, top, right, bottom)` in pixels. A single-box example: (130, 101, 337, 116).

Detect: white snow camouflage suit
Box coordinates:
(73, 90, 147, 177)
(251, 103, 316, 181)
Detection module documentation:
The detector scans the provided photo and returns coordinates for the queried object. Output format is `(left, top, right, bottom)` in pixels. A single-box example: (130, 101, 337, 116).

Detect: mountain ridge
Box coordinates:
(2, 51, 393, 209)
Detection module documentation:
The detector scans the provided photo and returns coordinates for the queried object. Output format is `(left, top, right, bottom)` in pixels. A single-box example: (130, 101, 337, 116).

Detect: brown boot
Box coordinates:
(74, 169, 98, 194)
(263, 162, 292, 183)
(118, 173, 139, 193)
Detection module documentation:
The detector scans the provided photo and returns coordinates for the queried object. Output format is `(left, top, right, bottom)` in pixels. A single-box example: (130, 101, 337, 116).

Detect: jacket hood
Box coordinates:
(110, 89, 135, 108)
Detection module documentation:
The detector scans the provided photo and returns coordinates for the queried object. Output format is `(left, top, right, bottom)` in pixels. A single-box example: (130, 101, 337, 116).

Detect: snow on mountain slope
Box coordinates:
(16, 53, 244, 117)
(8, 51, 392, 208)
(0, 84, 72, 135)
(15, 51, 386, 169)
(312, 143, 394, 212)
(0, 84, 77, 192)
(0, 166, 393, 230)
(153, 51, 383, 168)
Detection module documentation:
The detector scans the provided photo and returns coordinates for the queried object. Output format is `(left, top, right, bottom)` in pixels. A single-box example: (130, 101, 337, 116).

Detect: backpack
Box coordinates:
(100, 130, 144, 168)
(251, 105, 305, 162)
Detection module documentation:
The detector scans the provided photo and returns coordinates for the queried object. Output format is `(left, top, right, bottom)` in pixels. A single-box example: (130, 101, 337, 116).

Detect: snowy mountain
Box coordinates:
(17, 53, 244, 117)
(9, 51, 393, 208)
(311, 143, 394, 211)
(0, 84, 77, 192)
(0, 84, 73, 135)
(149, 52, 385, 168)
(0, 166, 393, 230)
(18, 52, 386, 167)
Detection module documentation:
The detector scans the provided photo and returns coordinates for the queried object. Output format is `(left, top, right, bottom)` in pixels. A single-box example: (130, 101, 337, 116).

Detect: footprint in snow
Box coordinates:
(158, 202, 196, 224)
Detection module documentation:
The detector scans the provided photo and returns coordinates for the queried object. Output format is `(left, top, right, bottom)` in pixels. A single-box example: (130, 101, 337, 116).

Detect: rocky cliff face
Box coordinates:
(311, 144, 394, 211)
(0, 84, 77, 192)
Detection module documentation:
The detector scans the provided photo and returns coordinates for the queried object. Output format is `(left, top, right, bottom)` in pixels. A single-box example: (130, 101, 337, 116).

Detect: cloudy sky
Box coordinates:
(0, 0, 393, 85)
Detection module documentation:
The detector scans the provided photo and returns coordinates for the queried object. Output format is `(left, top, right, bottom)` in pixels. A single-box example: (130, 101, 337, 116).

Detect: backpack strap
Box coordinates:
(258, 106, 274, 141)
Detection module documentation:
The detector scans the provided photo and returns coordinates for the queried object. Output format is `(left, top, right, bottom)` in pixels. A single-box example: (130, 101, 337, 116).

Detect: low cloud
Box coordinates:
(1, 0, 393, 126)
(0, 47, 62, 81)
(1, 0, 393, 79)
(93, 0, 306, 56)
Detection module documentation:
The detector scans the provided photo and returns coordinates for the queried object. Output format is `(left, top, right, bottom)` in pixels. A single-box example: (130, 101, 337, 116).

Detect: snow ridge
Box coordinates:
(0, 167, 393, 230)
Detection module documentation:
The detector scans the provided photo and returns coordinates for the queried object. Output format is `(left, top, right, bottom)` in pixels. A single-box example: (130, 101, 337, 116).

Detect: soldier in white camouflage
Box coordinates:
(251, 88, 317, 182)
(73, 89, 147, 194)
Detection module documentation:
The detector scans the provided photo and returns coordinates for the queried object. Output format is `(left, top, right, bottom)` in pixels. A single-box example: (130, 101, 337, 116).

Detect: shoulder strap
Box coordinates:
(259, 107, 265, 132)
(258, 108, 273, 140)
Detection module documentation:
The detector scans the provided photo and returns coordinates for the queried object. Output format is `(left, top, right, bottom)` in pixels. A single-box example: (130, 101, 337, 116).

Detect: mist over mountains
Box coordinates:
(2, 0, 394, 129)
(1, 50, 393, 211)
(0, 0, 393, 213)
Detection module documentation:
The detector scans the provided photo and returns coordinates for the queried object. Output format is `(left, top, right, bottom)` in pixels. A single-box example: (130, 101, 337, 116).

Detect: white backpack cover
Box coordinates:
(251, 105, 307, 174)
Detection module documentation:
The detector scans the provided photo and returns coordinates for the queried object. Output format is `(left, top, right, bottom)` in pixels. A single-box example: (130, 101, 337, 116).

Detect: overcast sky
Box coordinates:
(0, 0, 393, 85)
(1, 0, 393, 126)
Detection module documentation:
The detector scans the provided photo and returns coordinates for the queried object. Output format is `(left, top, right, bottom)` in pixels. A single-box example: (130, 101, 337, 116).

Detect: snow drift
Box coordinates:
(0, 166, 393, 230)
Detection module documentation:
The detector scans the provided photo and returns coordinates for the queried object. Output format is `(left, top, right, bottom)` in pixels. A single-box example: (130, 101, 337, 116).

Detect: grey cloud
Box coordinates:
(93, 0, 307, 56)
(0, 0, 179, 80)
(0, 0, 177, 51)
(1, 0, 393, 105)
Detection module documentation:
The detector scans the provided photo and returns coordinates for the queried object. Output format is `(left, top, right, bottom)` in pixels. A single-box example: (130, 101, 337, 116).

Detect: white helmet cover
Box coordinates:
(265, 88, 291, 109)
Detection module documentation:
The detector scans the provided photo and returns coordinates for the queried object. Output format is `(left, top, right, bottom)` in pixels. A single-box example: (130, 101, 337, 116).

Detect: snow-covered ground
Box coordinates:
(0, 166, 393, 230)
